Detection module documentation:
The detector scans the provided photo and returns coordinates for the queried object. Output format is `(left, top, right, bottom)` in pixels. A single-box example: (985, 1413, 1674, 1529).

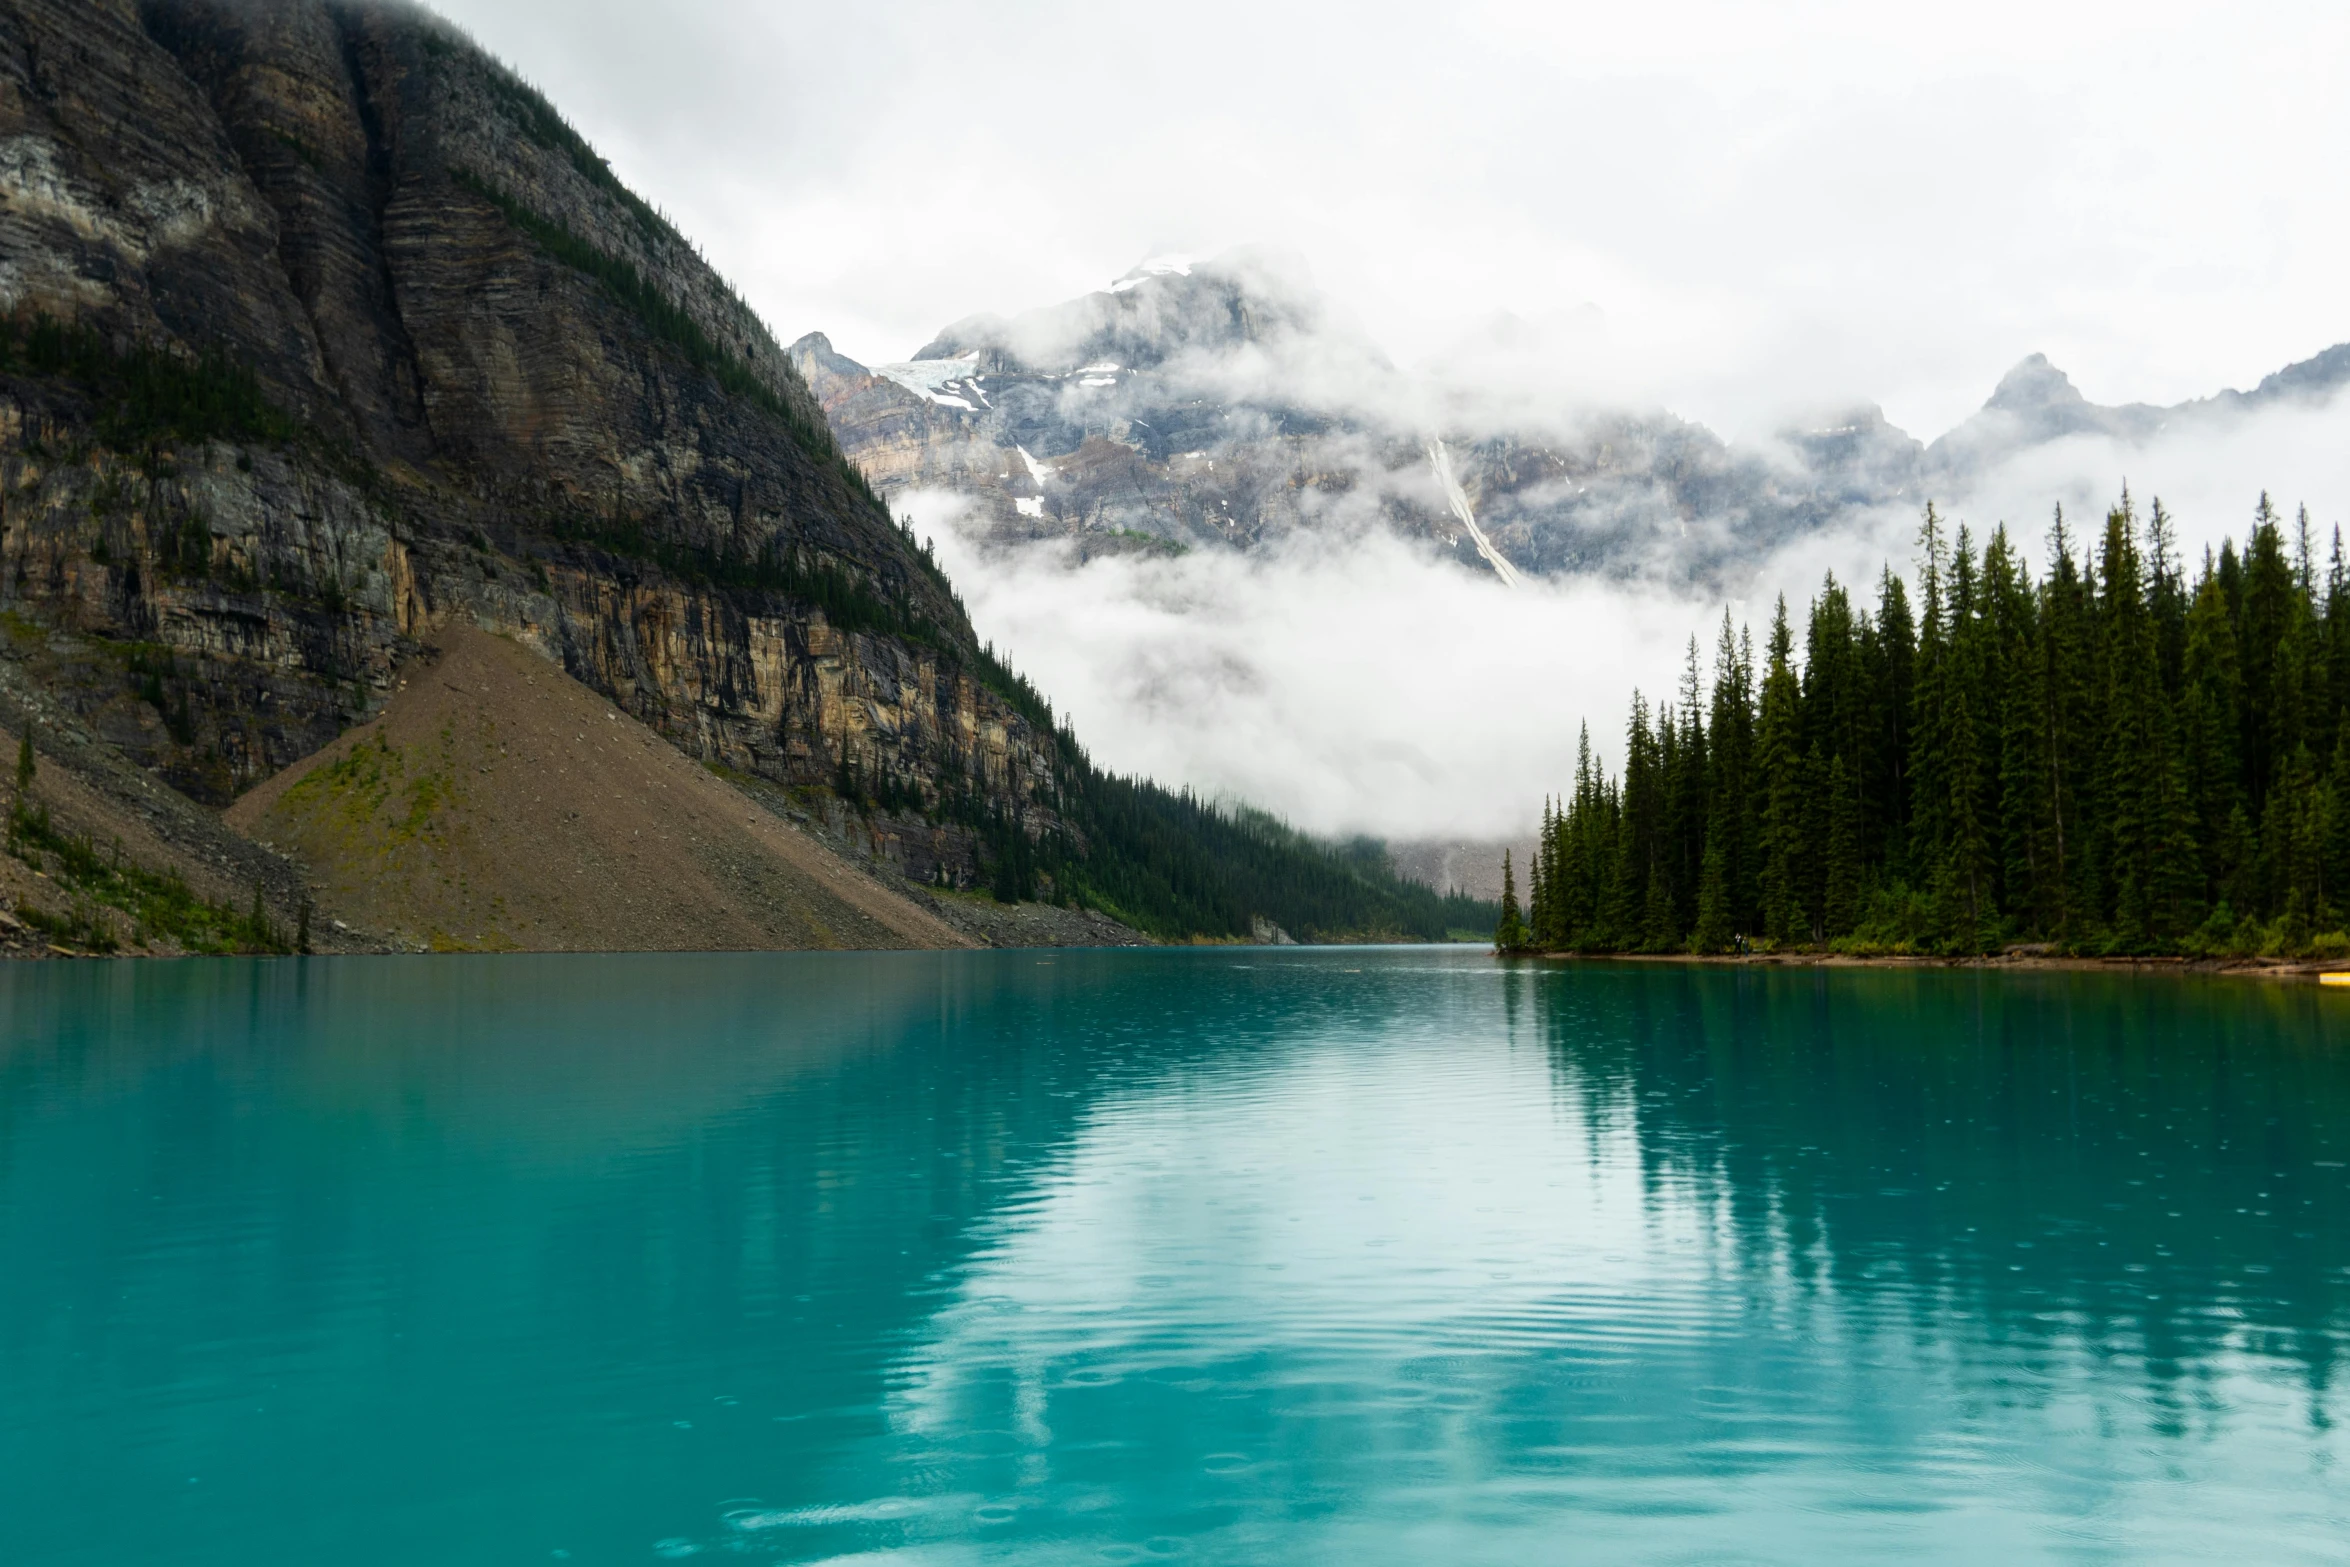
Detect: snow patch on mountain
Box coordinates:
(1111, 254, 1194, 292)
(871, 353, 987, 408)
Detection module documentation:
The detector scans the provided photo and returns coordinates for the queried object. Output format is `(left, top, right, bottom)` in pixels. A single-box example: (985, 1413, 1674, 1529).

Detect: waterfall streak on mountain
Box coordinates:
(1427, 441, 1523, 587)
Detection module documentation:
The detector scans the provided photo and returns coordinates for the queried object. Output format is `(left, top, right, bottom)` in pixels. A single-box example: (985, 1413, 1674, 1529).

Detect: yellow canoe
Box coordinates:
(2322, 972, 2350, 988)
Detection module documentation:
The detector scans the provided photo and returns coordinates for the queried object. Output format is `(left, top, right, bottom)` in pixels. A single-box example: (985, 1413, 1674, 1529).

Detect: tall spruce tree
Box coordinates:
(1755, 598, 1807, 944)
(1495, 850, 1526, 953)
(1668, 639, 1711, 934)
(1871, 568, 1917, 878)
(1823, 754, 1863, 938)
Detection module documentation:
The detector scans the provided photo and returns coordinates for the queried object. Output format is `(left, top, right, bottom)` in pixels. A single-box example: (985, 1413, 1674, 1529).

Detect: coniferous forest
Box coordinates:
(1498, 492, 2350, 960)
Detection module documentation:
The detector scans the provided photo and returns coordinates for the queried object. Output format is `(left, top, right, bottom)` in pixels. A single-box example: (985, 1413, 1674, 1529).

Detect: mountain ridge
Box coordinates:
(794, 249, 2350, 585)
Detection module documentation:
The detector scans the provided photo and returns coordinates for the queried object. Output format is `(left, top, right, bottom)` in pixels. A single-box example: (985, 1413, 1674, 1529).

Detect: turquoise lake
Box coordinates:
(2, 948, 2345, 1564)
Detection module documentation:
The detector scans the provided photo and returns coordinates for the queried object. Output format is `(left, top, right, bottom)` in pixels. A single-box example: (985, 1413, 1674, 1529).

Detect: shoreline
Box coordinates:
(1505, 949, 2350, 983)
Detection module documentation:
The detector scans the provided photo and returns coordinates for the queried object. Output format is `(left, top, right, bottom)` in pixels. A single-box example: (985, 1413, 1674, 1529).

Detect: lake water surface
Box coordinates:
(2, 948, 2345, 1564)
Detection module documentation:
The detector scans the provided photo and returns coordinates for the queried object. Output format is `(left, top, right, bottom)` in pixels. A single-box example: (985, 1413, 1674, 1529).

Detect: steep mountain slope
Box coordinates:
(3, 0, 1019, 813)
(0, 0, 1477, 946)
(793, 252, 2350, 588)
(227, 625, 974, 951)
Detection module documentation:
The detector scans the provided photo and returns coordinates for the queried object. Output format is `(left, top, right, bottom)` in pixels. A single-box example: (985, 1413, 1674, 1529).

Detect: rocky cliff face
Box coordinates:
(0, 0, 1059, 885)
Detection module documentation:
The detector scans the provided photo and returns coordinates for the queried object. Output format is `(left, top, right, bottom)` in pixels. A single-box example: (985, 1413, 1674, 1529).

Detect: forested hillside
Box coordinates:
(1502, 494, 2350, 959)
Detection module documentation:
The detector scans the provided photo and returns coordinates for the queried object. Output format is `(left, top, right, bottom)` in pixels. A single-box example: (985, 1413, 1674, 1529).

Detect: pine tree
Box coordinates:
(2036, 509, 2095, 937)
(1983, 527, 2050, 934)
(2239, 495, 2305, 814)
(1613, 695, 1663, 950)
(1495, 850, 1527, 953)
(2095, 499, 2177, 949)
(1755, 597, 1806, 944)
(1703, 612, 1759, 939)
(1871, 568, 1917, 877)
(2323, 527, 2350, 765)
(1667, 639, 1710, 936)
(2181, 556, 2246, 910)
(1799, 574, 1865, 934)
(1691, 834, 1733, 954)
(1823, 754, 1863, 938)
(2147, 496, 2188, 694)
(1530, 797, 1558, 950)
(1561, 725, 1601, 945)
(1935, 528, 1999, 949)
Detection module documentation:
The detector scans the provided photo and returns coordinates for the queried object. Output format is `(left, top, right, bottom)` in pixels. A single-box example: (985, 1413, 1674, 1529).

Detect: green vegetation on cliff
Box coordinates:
(6, 801, 290, 956)
(451, 169, 881, 513)
(0, 315, 298, 451)
(1508, 493, 2350, 960)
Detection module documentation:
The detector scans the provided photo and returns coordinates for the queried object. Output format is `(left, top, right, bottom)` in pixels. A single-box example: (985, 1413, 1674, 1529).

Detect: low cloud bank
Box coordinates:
(910, 493, 1694, 842)
(909, 392, 2350, 845)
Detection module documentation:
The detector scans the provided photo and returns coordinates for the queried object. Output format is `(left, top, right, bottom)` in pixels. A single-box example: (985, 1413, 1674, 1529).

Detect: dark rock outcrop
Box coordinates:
(0, 0, 1058, 886)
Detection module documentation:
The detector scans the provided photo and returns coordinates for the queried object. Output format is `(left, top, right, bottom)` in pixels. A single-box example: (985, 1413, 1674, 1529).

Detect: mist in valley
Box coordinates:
(425, 0, 2350, 866)
(907, 382, 2350, 856)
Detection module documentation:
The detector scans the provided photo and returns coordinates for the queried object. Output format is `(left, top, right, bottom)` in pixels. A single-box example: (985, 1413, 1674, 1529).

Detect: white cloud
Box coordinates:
(419, 0, 2350, 841)
(435, 0, 2350, 439)
(907, 380, 2350, 844)
(1935, 398, 2350, 572)
(907, 492, 1696, 841)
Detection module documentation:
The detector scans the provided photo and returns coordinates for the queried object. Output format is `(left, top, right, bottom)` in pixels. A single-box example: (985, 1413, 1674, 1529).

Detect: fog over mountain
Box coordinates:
(418, 0, 2350, 853)
(433, 1, 2350, 434)
(794, 252, 2350, 588)
(777, 253, 2350, 850)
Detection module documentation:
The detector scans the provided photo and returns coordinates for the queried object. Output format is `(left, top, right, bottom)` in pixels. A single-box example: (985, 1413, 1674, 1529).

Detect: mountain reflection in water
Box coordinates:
(0, 951, 2342, 1565)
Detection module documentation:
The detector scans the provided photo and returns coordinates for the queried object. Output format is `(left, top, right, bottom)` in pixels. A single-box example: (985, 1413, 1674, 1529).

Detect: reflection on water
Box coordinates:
(0, 951, 2343, 1564)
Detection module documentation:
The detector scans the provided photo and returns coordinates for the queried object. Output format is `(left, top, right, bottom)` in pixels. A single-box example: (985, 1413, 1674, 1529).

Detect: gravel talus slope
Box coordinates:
(228, 626, 977, 952)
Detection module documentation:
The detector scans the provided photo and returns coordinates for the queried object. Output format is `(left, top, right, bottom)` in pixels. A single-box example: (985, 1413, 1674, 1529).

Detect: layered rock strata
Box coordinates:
(0, 0, 1058, 894)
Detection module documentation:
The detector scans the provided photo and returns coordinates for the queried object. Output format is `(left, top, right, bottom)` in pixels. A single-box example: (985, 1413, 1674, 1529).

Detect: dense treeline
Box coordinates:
(1059, 783, 1492, 942)
(885, 742, 1492, 942)
(1499, 493, 2350, 959)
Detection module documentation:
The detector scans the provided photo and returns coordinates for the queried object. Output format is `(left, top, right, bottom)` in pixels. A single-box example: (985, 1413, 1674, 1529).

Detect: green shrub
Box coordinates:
(6, 801, 289, 955)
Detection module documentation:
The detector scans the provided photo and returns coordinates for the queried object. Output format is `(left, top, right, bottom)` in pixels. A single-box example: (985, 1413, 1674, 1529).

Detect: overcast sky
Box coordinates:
(430, 0, 2348, 441)
(414, 0, 2349, 839)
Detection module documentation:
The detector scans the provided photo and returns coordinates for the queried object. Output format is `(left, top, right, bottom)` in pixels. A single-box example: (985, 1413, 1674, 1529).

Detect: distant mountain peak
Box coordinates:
(1985, 353, 2087, 415)
(2240, 341, 2350, 406)
(1110, 254, 1195, 293)
(910, 246, 1346, 376)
